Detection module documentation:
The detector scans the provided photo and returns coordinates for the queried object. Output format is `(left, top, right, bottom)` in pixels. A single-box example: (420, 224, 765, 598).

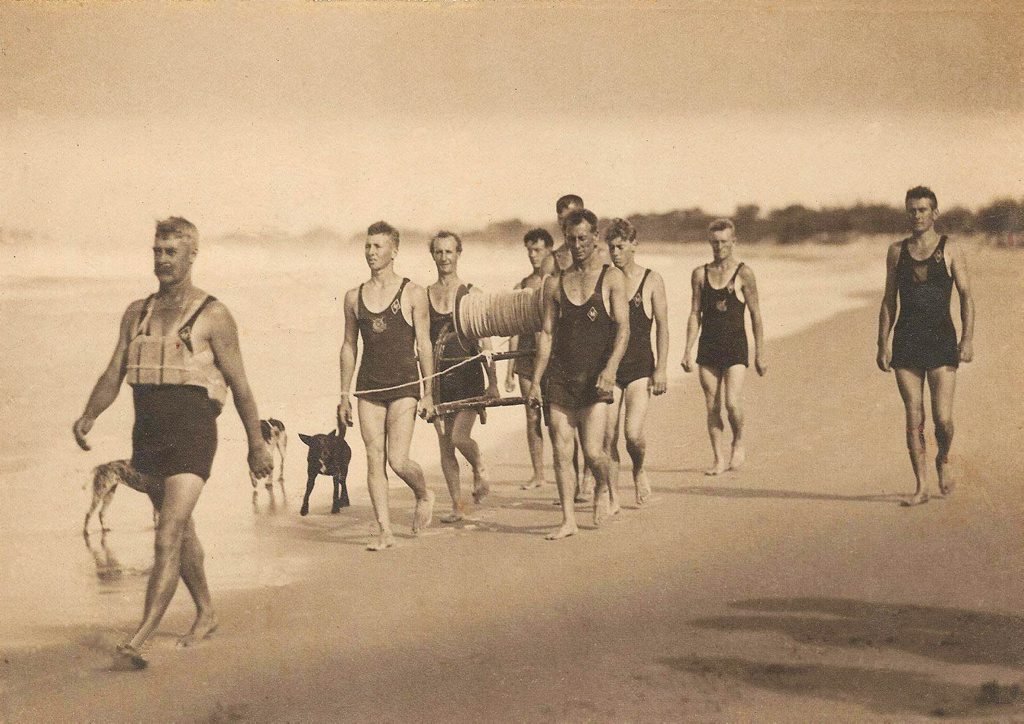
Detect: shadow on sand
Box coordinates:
(693, 597, 1024, 669)
(659, 655, 1023, 719)
(658, 597, 1024, 717)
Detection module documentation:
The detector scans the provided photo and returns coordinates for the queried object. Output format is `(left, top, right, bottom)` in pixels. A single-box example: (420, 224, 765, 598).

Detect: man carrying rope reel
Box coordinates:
(526, 209, 631, 540)
(338, 221, 435, 551)
(426, 231, 500, 523)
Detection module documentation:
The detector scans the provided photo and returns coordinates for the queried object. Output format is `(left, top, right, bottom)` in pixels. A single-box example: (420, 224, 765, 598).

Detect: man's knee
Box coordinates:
(625, 434, 645, 460)
(934, 416, 954, 439)
(154, 518, 189, 557)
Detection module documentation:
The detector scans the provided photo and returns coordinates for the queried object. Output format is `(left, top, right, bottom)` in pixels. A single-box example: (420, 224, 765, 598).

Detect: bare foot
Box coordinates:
(472, 481, 490, 504)
(412, 490, 435, 534)
(729, 444, 746, 471)
(574, 490, 593, 504)
(520, 478, 545, 490)
(440, 511, 464, 524)
(635, 471, 652, 506)
(593, 494, 610, 527)
(705, 461, 728, 476)
(899, 492, 930, 507)
(113, 643, 148, 671)
(545, 522, 578, 540)
(936, 455, 955, 497)
(177, 615, 219, 648)
(366, 532, 396, 551)
(608, 500, 621, 517)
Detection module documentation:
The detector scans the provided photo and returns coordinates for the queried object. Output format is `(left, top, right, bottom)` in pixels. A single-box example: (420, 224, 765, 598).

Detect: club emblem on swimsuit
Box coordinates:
(716, 299, 728, 312)
(390, 298, 401, 315)
(933, 248, 944, 263)
(587, 306, 598, 322)
(631, 293, 642, 307)
(371, 315, 387, 334)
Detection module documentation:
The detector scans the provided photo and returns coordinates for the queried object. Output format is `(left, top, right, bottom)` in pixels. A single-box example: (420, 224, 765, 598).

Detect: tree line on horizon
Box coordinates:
(466, 197, 1024, 246)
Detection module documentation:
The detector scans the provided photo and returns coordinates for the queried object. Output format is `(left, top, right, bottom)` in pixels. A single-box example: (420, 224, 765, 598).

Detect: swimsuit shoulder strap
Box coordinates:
(937, 235, 948, 253)
(356, 283, 365, 320)
(134, 294, 156, 337)
(636, 268, 651, 296)
(595, 264, 609, 296)
(394, 278, 410, 311)
(178, 295, 217, 351)
(702, 264, 710, 286)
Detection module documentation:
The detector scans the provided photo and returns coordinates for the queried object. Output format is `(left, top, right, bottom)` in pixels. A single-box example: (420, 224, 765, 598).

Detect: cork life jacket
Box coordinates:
(125, 294, 228, 407)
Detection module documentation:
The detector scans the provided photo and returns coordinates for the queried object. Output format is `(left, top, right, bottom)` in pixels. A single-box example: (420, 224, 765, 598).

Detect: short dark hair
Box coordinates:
(555, 194, 584, 215)
(523, 228, 554, 247)
(905, 186, 938, 210)
(367, 220, 400, 247)
(429, 230, 463, 253)
(707, 218, 735, 235)
(155, 216, 198, 247)
(563, 208, 599, 233)
(604, 218, 636, 243)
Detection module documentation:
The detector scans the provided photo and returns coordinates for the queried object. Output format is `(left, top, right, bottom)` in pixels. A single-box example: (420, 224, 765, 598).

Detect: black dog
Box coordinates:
(298, 429, 351, 516)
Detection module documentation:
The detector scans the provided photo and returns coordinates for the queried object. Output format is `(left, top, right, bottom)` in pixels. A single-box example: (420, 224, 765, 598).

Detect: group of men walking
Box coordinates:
(73, 186, 973, 669)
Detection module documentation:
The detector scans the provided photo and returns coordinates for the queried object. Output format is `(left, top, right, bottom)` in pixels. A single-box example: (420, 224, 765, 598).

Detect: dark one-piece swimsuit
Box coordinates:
(544, 265, 615, 409)
(616, 268, 655, 388)
(428, 284, 486, 406)
(891, 235, 959, 370)
(354, 278, 422, 403)
(696, 263, 749, 370)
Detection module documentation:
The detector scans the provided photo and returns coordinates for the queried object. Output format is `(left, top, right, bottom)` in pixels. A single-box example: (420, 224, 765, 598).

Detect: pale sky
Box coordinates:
(2, 1, 1022, 244)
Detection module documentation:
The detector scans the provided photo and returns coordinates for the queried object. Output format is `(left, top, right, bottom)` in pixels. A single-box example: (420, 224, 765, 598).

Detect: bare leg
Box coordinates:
(176, 517, 217, 647)
(276, 433, 287, 484)
(698, 366, 728, 475)
(622, 377, 652, 505)
(518, 377, 547, 489)
(117, 473, 205, 667)
(435, 417, 464, 522)
(895, 368, 929, 505)
(928, 366, 957, 496)
(578, 401, 612, 527)
(574, 433, 593, 503)
(723, 365, 748, 470)
(450, 410, 488, 503)
(384, 397, 433, 534)
(546, 404, 579, 540)
(358, 399, 395, 551)
(602, 386, 625, 516)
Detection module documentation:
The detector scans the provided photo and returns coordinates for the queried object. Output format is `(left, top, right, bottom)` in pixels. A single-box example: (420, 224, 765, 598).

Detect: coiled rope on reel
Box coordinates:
(454, 286, 544, 343)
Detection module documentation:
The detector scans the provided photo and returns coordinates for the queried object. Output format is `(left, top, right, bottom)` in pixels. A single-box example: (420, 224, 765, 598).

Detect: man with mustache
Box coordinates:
(73, 216, 274, 669)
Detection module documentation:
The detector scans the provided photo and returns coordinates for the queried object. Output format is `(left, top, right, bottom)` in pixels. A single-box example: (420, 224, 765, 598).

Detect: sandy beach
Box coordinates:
(2, 242, 1022, 721)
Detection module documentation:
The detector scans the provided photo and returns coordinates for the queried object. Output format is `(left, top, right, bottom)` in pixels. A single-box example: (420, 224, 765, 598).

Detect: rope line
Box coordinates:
(351, 344, 505, 396)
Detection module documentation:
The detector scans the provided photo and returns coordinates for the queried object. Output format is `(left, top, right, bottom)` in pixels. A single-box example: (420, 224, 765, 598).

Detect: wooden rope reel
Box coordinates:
(431, 286, 545, 423)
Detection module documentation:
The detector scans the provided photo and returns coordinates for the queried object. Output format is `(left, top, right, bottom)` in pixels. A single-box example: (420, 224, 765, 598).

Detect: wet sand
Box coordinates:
(3, 244, 1023, 721)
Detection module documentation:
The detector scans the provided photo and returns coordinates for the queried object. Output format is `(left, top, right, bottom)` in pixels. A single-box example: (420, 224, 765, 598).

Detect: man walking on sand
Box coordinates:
(681, 218, 767, 475)
(877, 186, 974, 506)
(73, 216, 274, 670)
(338, 221, 435, 550)
(603, 218, 669, 510)
(526, 209, 630, 540)
(505, 227, 555, 490)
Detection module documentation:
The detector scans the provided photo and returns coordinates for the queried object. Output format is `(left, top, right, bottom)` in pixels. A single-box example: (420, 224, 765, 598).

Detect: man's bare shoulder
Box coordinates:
(604, 264, 627, 287)
(887, 240, 903, 257)
(343, 287, 360, 307)
(201, 298, 235, 326)
(738, 263, 758, 282)
(690, 265, 705, 283)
